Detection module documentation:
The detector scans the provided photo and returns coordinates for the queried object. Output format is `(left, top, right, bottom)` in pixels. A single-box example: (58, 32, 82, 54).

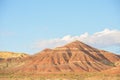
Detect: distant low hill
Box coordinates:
(0, 51, 28, 59)
(0, 51, 30, 71)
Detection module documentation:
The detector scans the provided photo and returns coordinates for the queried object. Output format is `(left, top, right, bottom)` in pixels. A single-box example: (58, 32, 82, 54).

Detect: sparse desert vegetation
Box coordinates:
(0, 72, 120, 80)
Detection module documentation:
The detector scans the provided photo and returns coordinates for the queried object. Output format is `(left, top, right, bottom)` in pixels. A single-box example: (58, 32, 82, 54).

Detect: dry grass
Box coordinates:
(0, 72, 120, 80)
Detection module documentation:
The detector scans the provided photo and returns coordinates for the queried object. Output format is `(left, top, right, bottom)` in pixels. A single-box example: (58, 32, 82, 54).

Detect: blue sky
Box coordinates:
(0, 0, 120, 54)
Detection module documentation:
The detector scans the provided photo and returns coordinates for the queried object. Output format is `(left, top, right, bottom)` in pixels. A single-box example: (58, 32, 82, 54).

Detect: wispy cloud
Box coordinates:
(32, 29, 120, 51)
(0, 31, 15, 37)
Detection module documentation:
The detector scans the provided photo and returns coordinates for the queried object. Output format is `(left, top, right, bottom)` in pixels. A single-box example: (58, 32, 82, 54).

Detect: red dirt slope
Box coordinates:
(15, 40, 120, 73)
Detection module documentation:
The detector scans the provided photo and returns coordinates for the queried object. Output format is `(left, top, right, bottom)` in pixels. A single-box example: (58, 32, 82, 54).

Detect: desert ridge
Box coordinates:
(7, 40, 119, 73)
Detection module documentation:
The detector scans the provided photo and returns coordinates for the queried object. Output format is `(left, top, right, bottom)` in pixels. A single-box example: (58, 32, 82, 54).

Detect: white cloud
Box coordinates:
(32, 29, 120, 51)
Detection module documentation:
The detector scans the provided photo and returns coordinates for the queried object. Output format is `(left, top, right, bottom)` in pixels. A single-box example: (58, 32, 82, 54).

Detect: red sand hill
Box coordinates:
(15, 41, 120, 73)
(103, 60, 120, 74)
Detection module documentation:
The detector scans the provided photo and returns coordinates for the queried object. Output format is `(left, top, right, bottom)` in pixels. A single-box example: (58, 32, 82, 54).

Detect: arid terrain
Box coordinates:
(0, 41, 120, 80)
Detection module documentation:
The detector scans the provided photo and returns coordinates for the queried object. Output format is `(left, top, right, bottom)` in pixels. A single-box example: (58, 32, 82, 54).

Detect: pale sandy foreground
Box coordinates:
(0, 72, 120, 80)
